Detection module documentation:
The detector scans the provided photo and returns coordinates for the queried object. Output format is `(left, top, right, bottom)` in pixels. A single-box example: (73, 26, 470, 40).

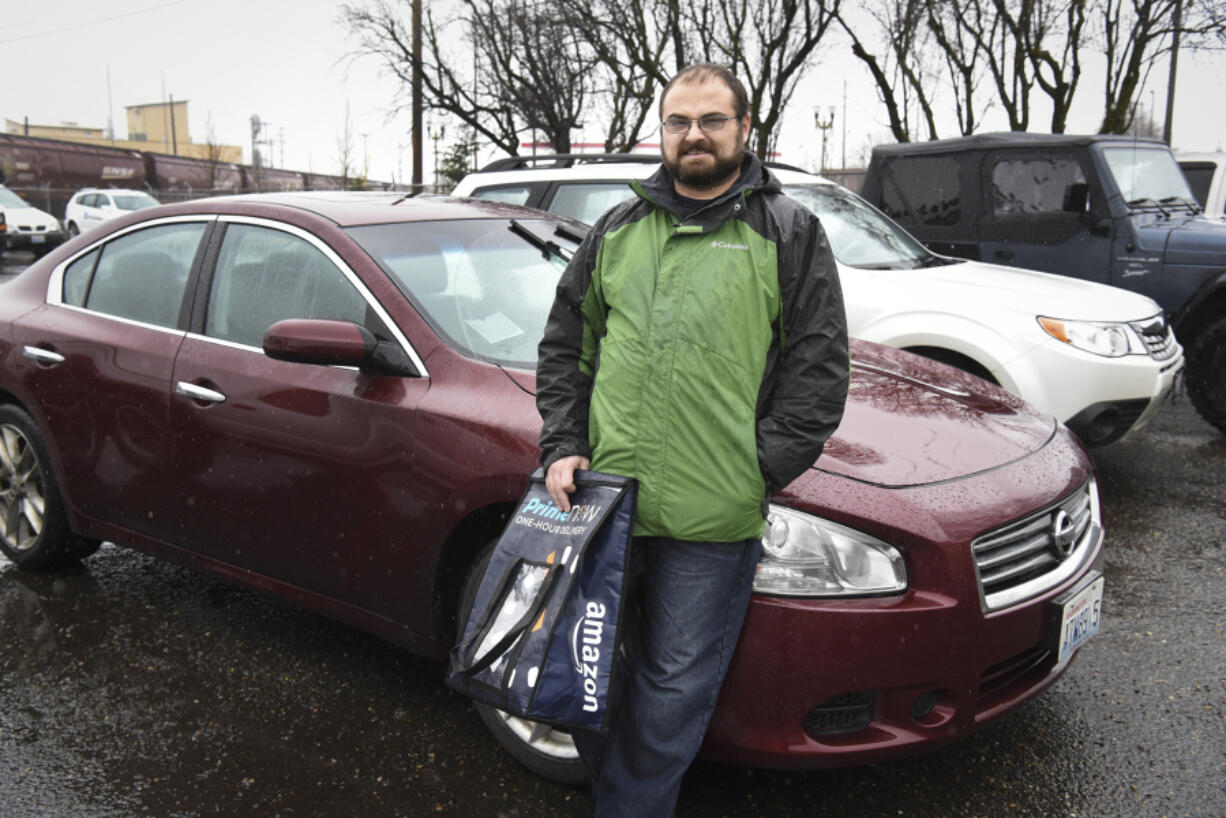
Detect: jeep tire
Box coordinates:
(1186, 317, 1226, 434)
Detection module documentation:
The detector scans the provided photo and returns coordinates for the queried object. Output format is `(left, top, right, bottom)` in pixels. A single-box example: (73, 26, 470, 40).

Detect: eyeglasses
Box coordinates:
(660, 114, 738, 135)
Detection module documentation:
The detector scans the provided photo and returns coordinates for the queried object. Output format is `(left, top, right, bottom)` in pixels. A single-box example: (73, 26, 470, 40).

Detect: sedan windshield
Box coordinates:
(1102, 146, 1197, 209)
(783, 184, 937, 269)
(347, 218, 579, 369)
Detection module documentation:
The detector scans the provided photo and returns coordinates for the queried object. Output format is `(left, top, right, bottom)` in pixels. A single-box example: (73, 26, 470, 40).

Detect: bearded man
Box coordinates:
(536, 63, 850, 817)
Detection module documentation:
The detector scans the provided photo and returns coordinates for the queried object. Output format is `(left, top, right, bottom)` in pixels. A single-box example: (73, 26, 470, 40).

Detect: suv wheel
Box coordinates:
(67, 222, 80, 237)
(1186, 317, 1226, 434)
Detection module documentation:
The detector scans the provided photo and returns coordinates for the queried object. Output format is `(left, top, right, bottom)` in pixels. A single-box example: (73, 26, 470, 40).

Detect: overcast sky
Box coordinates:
(4, 0, 1224, 184)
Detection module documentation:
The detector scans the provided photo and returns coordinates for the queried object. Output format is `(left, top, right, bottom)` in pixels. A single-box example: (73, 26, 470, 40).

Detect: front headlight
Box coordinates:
(754, 505, 907, 597)
(1037, 316, 1144, 357)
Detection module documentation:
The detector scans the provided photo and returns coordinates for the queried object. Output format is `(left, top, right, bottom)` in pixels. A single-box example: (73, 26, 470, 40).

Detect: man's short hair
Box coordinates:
(660, 63, 750, 120)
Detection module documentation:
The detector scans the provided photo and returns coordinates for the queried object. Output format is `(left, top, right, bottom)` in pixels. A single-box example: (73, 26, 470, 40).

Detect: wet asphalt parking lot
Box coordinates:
(1, 254, 1224, 817)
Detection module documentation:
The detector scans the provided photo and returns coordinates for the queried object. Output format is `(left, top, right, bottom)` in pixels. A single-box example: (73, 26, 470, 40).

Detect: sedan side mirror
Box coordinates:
(263, 319, 417, 376)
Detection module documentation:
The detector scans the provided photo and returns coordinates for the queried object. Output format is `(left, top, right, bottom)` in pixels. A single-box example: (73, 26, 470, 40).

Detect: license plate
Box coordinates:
(1055, 576, 1103, 663)
(31, 235, 45, 244)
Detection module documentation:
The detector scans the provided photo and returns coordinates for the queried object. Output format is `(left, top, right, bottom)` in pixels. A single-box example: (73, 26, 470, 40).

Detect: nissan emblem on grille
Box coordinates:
(1050, 510, 1077, 558)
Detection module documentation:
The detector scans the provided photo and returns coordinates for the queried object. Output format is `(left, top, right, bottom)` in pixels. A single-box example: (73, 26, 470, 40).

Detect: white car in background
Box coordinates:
(1177, 152, 1225, 218)
(64, 188, 160, 236)
(453, 155, 1184, 446)
(0, 184, 66, 258)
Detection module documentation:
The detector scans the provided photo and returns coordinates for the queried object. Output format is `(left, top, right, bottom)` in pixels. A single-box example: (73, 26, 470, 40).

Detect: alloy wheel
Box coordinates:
(0, 423, 46, 552)
(493, 710, 580, 761)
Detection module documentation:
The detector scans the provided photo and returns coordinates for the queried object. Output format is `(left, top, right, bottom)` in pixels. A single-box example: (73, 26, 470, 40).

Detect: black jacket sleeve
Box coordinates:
(536, 226, 606, 471)
(756, 199, 850, 492)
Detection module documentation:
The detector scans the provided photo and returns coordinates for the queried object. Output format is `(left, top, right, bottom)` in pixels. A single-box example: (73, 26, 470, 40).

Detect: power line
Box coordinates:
(0, 0, 193, 46)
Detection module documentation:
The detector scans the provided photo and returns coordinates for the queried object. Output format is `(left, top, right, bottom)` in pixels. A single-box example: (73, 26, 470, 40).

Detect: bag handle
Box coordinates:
(461, 560, 562, 676)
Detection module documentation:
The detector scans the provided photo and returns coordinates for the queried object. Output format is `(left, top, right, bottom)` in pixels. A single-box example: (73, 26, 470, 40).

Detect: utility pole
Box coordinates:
(1163, 0, 1182, 144)
(412, 0, 423, 189)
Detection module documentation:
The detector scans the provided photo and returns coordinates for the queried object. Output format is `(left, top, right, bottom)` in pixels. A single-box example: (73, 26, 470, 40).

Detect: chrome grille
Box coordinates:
(1131, 314, 1179, 362)
(972, 480, 1101, 611)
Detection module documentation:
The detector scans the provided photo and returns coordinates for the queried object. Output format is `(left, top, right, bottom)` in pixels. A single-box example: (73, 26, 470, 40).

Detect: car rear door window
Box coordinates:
(63, 248, 100, 306)
(84, 222, 205, 328)
(205, 223, 369, 348)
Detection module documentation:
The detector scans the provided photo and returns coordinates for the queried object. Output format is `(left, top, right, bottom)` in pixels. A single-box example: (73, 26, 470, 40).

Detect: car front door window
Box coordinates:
(205, 223, 370, 348)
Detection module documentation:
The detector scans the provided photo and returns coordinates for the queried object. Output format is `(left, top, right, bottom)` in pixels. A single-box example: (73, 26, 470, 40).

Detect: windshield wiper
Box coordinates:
(1159, 195, 1202, 215)
(509, 219, 573, 261)
(1127, 197, 1170, 216)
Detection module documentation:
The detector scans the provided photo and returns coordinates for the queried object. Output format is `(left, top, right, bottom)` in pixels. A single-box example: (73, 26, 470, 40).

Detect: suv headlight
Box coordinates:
(754, 505, 907, 597)
(1037, 316, 1144, 357)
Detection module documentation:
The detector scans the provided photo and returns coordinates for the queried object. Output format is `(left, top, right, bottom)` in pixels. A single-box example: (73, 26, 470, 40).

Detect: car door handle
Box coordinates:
(22, 345, 66, 365)
(176, 381, 227, 405)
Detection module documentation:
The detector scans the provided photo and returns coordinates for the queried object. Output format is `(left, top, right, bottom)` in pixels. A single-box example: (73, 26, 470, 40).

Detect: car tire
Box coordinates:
(0, 405, 101, 570)
(67, 222, 79, 237)
(456, 541, 591, 786)
(1186, 318, 1226, 434)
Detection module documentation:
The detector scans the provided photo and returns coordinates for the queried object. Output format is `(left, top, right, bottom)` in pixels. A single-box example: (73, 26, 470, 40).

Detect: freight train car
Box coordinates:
(0, 133, 146, 216)
(145, 152, 243, 203)
(0, 132, 398, 219)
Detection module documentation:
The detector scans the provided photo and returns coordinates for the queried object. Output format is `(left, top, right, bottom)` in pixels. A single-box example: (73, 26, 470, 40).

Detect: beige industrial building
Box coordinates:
(5, 100, 242, 163)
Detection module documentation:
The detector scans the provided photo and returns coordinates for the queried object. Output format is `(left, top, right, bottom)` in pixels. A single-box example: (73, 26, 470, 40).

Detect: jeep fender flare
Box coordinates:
(1173, 269, 1226, 341)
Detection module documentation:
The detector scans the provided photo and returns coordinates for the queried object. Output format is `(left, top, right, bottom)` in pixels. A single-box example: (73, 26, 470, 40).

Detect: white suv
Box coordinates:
(453, 155, 1184, 446)
(64, 188, 160, 236)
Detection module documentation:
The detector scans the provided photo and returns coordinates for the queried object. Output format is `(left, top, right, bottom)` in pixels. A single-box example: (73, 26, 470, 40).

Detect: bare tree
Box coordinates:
(343, 0, 592, 156)
(1094, 0, 1226, 133)
(685, 0, 843, 157)
(1022, 0, 1088, 132)
(838, 1, 948, 142)
(347, 0, 845, 160)
(557, 0, 689, 151)
(336, 100, 358, 187)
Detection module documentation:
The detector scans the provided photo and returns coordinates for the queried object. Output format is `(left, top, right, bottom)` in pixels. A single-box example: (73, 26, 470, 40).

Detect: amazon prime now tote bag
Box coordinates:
(447, 469, 636, 733)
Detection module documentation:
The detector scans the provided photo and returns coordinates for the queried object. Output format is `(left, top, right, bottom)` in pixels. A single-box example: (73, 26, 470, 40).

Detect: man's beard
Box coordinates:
(665, 139, 745, 191)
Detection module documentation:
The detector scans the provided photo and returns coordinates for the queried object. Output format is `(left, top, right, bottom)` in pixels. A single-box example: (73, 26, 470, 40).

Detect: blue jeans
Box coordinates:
(574, 536, 763, 818)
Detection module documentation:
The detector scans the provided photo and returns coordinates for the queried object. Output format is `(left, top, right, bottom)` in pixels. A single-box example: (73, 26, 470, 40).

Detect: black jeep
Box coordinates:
(861, 133, 1226, 433)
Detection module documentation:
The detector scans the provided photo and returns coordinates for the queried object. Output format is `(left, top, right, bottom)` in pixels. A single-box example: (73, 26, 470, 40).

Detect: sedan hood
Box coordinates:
(920, 258, 1162, 321)
(504, 339, 1058, 490)
(816, 341, 1057, 487)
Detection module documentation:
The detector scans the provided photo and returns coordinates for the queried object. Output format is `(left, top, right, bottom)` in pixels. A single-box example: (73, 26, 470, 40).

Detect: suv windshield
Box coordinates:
(346, 218, 579, 369)
(1102, 146, 1197, 209)
(784, 184, 936, 269)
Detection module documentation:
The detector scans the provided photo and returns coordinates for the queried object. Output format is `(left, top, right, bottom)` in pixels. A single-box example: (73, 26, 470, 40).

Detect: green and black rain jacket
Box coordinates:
(537, 154, 849, 541)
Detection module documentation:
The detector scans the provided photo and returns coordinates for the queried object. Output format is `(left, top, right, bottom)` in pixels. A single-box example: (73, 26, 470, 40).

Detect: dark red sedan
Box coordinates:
(0, 192, 1104, 783)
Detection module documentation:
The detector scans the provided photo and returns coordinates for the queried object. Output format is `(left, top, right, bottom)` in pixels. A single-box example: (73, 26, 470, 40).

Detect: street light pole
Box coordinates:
(815, 107, 835, 175)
